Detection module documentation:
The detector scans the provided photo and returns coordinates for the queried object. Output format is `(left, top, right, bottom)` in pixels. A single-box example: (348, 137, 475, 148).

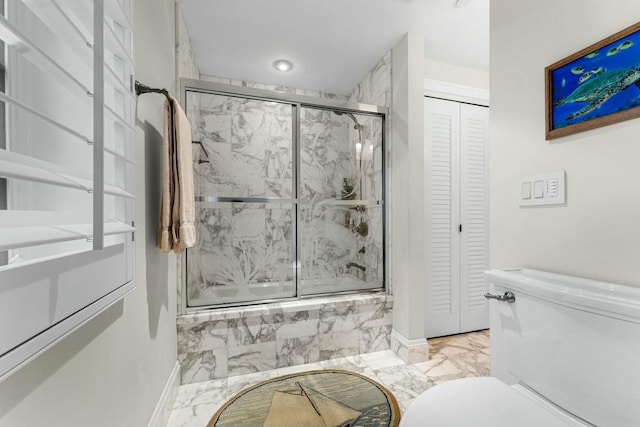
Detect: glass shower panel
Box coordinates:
(185, 91, 295, 306)
(298, 107, 384, 295)
(187, 202, 295, 306)
(188, 92, 293, 199)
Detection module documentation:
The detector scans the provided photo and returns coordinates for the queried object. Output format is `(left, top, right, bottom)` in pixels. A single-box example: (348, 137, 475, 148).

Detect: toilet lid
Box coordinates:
(400, 377, 584, 427)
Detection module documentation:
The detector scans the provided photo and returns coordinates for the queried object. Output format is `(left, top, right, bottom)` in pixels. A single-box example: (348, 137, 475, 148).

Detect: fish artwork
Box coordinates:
(584, 51, 599, 59)
(592, 66, 605, 75)
(571, 67, 585, 75)
(619, 40, 634, 50)
(554, 66, 640, 121)
(561, 77, 566, 88)
(607, 46, 622, 56)
(578, 71, 594, 84)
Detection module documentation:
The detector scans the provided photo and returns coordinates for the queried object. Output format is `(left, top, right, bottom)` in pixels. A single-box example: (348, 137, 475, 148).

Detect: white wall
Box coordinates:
(491, 0, 640, 286)
(391, 33, 427, 341)
(0, 0, 179, 425)
(424, 59, 489, 90)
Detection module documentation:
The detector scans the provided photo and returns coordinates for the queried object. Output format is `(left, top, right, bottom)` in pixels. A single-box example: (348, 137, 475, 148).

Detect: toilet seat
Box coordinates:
(400, 377, 587, 427)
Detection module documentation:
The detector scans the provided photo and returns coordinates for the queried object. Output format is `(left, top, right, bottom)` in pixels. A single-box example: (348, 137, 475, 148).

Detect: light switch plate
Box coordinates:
(519, 171, 566, 206)
(533, 180, 544, 198)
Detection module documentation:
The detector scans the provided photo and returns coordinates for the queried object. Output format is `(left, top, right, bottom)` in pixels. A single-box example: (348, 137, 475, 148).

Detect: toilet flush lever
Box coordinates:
(484, 291, 516, 303)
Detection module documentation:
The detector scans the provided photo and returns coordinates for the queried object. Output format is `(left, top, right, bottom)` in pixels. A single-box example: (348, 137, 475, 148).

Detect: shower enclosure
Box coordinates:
(181, 80, 386, 308)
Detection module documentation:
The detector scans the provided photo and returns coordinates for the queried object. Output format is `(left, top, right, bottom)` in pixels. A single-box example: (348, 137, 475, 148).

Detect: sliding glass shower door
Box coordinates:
(185, 91, 296, 306)
(184, 83, 385, 308)
(298, 107, 384, 296)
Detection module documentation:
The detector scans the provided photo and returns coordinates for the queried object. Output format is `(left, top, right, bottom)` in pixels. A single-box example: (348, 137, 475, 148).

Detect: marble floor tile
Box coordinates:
(372, 365, 435, 401)
(399, 398, 416, 414)
(173, 378, 227, 409)
(359, 349, 406, 370)
(429, 329, 490, 357)
(415, 330, 491, 383)
(414, 354, 464, 382)
(275, 361, 325, 376)
(319, 354, 369, 371)
(320, 357, 379, 380)
(449, 349, 490, 377)
(226, 369, 279, 398)
(167, 329, 490, 425)
(167, 402, 224, 427)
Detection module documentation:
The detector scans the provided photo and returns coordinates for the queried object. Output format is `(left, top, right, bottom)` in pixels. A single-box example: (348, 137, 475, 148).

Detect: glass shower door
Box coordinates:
(185, 91, 296, 306)
(298, 107, 384, 295)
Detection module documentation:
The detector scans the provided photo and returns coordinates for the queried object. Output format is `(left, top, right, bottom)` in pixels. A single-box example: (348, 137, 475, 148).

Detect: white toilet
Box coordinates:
(401, 268, 640, 427)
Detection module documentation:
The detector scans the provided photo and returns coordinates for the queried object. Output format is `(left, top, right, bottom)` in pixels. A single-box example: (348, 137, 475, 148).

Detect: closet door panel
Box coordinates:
(460, 103, 490, 332)
(425, 98, 461, 338)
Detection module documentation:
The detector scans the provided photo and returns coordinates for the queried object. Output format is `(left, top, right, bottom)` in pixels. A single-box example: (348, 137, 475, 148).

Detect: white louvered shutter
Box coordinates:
(460, 103, 489, 332)
(424, 97, 489, 338)
(425, 97, 461, 338)
(0, 0, 136, 382)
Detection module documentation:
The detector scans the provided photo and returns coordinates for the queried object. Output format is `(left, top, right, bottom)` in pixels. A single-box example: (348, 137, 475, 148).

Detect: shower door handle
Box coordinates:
(484, 291, 516, 303)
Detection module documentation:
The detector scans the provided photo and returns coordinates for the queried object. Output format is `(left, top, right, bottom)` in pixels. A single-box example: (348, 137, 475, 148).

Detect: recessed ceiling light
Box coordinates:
(273, 59, 293, 72)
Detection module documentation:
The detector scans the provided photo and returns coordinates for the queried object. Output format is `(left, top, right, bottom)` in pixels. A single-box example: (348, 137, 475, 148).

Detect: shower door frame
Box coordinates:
(179, 78, 389, 313)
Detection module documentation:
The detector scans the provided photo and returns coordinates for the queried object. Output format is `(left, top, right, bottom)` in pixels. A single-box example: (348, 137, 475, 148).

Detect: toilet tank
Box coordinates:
(486, 268, 640, 427)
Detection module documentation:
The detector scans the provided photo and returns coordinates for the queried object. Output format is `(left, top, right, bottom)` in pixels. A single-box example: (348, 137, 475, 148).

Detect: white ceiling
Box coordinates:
(178, 0, 489, 95)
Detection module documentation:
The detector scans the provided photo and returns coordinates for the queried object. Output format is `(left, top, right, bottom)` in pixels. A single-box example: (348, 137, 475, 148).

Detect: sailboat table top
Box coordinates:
(208, 369, 401, 427)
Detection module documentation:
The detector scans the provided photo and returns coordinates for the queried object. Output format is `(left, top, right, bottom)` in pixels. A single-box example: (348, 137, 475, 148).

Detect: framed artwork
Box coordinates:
(546, 22, 640, 140)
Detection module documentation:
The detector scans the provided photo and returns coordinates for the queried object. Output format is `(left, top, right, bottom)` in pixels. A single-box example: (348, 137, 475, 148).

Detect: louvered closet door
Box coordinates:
(424, 98, 489, 338)
(424, 98, 461, 338)
(459, 103, 489, 332)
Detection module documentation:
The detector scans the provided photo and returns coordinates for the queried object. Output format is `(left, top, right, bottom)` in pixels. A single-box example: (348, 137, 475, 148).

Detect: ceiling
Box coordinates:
(178, 0, 489, 95)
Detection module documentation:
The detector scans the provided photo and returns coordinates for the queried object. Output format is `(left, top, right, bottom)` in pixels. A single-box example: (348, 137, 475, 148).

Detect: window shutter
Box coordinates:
(0, 0, 136, 382)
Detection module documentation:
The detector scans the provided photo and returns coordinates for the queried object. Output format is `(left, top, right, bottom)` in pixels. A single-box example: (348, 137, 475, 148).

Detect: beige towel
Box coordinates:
(158, 96, 196, 253)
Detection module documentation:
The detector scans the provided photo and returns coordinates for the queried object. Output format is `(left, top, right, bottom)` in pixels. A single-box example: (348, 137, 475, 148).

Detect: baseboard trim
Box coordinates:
(390, 329, 429, 364)
(147, 360, 181, 427)
(390, 329, 427, 347)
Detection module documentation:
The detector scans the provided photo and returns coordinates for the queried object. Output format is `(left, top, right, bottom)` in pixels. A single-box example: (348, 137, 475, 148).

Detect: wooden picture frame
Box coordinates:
(546, 22, 640, 140)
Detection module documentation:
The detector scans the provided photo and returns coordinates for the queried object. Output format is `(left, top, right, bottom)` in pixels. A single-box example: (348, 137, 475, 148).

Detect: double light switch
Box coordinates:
(519, 171, 565, 206)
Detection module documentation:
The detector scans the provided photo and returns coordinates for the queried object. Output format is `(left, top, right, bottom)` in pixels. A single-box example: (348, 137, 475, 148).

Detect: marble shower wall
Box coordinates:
(176, 6, 201, 155)
(176, 6, 200, 82)
(348, 50, 392, 108)
(347, 50, 392, 289)
(177, 294, 393, 384)
(192, 94, 293, 199)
